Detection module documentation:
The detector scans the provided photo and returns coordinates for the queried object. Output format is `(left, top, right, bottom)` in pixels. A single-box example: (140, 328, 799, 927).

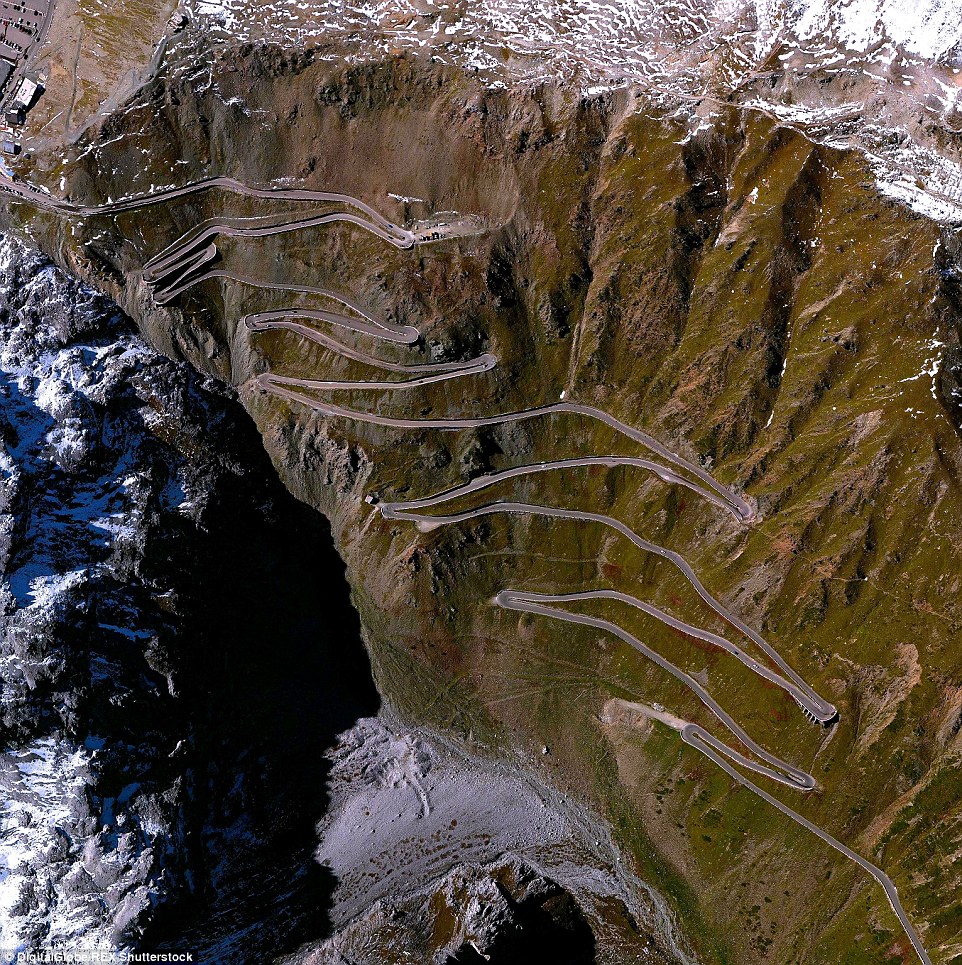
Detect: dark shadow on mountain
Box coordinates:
(142, 396, 380, 962)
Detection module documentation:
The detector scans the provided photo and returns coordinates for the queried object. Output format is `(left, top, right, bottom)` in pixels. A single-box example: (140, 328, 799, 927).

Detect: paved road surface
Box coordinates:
(257, 377, 756, 524)
(0, 173, 417, 239)
(262, 363, 495, 393)
(491, 586, 828, 722)
(246, 307, 419, 346)
(0, 168, 926, 961)
(377, 455, 741, 519)
(683, 722, 932, 965)
(609, 698, 929, 964)
(241, 310, 498, 389)
(260, 366, 836, 734)
(145, 208, 409, 277)
(246, 314, 495, 379)
(214, 273, 414, 340)
(496, 589, 817, 790)
(378, 497, 836, 724)
(144, 211, 415, 301)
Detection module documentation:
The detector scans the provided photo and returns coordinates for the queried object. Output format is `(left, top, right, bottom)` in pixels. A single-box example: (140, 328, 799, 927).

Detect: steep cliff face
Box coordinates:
(8, 34, 962, 964)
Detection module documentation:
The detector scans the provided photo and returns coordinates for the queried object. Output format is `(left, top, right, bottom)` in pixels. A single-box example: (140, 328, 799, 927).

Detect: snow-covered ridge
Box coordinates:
(183, 0, 962, 222)
(0, 234, 286, 953)
(777, 0, 962, 60)
(183, 0, 962, 87)
(0, 234, 210, 953)
(0, 234, 393, 957)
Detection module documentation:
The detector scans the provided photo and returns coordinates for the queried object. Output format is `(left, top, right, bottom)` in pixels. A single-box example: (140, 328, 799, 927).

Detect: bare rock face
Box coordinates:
(295, 714, 686, 965)
(301, 856, 598, 965)
(0, 234, 198, 948)
(435, 859, 597, 964)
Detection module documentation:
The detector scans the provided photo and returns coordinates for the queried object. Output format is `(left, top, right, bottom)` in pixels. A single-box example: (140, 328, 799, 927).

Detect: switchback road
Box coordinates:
(496, 589, 817, 790)
(245, 315, 496, 380)
(0, 173, 418, 240)
(8, 167, 922, 962)
(685, 724, 932, 965)
(377, 455, 741, 520)
(246, 307, 419, 346)
(377, 497, 836, 724)
(144, 210, 415, 302)
(257, 377, 756, 523)
(611, 700, 932, 965)
(163, 179, 932, 965)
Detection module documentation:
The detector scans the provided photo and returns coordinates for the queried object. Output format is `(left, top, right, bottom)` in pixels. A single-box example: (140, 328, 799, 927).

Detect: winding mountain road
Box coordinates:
(378, 498, 836, 723)
(684, 724, 932, 965)
(0, 173, 419, 240)
(245, 315, 496, 381)
(256, 377, 756, 523)
(377, 454, 742, 519)
(245, 307, 419, 346)
(496, 589, 817, 790)
(615, 701, 932, 965)
(493, 585, 829, 723)
(0, 167, 926, 962)
(144, 207, 412, 280)
(144, 210, 415, 302)
(262, 363, 496, 393)
(232, 193, 928, 961)
(210, 274, 419, 342)
(149, 243, 220, 303)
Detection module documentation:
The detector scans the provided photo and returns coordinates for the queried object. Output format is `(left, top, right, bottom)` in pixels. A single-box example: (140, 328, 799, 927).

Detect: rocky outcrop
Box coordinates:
(302, 856, 598, 965)
(297, 714, 687, 965)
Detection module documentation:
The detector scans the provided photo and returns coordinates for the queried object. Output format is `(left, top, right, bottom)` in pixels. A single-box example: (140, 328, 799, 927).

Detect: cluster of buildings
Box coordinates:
(0, 0, 51, 154)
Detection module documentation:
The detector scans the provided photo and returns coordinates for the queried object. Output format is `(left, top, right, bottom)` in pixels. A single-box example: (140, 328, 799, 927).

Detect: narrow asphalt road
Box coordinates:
(609, 698, 930, 965)
(149, 242, 220, 303)
(206, 273, 411, 337)
(187, 182, 929, 965)
(246, 314, 495, 378)
(490, 585, 829, 721)
(377, 455, 742, 520)
(378, 498, 836, 724)
(246, 307, 419, 346)
(144, 209, 415, 299)
(262, 363, 496, 393)
(680, 723, 932, 965)
(257, 367, 837, 735)
(257, 378, 756, 524)
(0, 168, 926, 962)
(144, 211, 485, 305)
(0, 174, 418, 243)
(144, 208, 410, 278)
(496, 589, 818, 789)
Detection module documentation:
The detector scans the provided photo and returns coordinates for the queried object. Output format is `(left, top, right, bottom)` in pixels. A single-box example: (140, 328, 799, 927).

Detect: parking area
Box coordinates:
(0, 0, 51, 149)
(0, 0, 51, 64)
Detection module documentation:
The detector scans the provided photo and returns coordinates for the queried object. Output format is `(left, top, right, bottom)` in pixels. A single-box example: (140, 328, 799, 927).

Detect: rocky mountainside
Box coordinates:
(0, 234, 381, 957)
(294, 714, 689, 965)
(2, 5, 962, 965)
(166, 0, 962, 220)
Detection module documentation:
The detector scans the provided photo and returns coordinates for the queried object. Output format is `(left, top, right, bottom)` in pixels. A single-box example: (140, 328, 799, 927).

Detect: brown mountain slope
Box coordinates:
(7, 43, 962, 964)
